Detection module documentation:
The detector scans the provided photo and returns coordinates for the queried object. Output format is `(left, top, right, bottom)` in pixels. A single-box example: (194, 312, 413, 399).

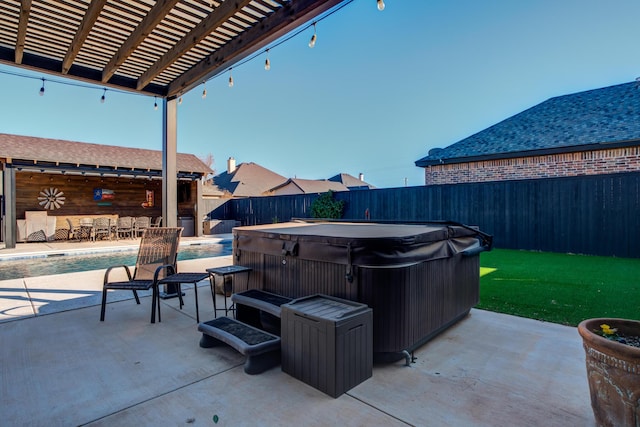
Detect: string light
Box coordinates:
(202, 81, 207, 99)
(308, 23, 317, 48)
(0, 0, 356, 103)
(377, 0, 385, 11)
(153, 96, 158, 110)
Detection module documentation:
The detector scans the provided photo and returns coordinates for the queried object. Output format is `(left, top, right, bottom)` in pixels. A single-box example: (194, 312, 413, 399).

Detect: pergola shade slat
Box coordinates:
(0, 0, 346, 97)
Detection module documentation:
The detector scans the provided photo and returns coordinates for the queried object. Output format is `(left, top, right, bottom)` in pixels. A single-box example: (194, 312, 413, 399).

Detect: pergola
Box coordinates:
(0, 0, 348, 247)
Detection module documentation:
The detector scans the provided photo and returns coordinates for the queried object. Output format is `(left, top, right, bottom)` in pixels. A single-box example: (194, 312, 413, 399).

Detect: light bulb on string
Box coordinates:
(308, 23, 317, 48)
(228, 69, 234, 88)
(39, 78, 45, 96)
(100, 88, 106, 103)
(377, 0, 385, 11)
(265, 49, 271, 71)
(202, 81, 207, 99)
(178, 95, 183, 105)
(153, 96, 158, 110)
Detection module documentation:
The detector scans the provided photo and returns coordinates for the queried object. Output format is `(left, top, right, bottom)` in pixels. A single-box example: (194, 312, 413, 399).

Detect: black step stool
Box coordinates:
(198, 317, 281, 375)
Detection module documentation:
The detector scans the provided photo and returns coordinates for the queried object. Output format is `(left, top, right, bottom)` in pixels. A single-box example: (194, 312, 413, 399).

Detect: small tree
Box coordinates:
(310, 190, 345, 219)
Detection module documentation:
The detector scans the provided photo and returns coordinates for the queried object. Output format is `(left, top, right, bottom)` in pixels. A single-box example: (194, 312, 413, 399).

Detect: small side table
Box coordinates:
(206, 265, 252, 318)
(158, 272, 210, 322)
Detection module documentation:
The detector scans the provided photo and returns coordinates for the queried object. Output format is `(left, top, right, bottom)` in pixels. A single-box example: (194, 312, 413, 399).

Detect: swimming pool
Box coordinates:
(0, 242, 232, 281)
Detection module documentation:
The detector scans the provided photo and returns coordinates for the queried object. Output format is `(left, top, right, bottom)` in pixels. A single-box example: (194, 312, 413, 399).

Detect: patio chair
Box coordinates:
(134, 216, 151, 237)
(100, 227, 183, 323)
(116, 216, 133, 239)
(78, 217, 94, 241)
(150, 216, 162, 228)
(66, 218, 81, 241)
(93, 217, 111, 240)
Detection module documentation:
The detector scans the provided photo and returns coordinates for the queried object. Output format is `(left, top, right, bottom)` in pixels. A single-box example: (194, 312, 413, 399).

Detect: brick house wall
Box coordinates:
(424, 146, 640, 185)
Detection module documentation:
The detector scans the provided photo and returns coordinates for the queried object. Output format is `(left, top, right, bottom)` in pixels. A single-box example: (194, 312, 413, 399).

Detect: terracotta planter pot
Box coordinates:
(577, 318, 640, 427)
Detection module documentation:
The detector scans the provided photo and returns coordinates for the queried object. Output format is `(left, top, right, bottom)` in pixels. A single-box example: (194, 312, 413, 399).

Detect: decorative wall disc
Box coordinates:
(38, 187, 66, 210)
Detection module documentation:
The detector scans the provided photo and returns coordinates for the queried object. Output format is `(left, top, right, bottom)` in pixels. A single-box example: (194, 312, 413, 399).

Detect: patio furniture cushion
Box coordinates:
(54, 228, 70, 240)
(27, 229, 47, 242)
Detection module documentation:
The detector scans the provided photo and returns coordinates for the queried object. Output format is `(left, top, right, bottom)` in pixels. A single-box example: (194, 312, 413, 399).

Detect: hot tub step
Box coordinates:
(198, 317, 281, 375)
(232, 289, 293, 335)
(232, 289, 293, 318)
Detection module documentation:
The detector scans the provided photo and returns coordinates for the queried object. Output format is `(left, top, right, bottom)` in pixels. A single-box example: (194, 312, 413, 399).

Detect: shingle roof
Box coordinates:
(269, 178, 349, 194)
(212, 162, 286, 197)
(327, 173, 376, 190)
(415, 81, 640, 167)
(0, 133, 211, 174)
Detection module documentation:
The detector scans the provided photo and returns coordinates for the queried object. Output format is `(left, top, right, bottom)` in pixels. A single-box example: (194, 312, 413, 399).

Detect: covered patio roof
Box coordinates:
(0, 0, 346, 98)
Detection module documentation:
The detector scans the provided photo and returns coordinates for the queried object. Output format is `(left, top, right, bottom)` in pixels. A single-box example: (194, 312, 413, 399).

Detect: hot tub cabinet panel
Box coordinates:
(232, 221, 491, 361)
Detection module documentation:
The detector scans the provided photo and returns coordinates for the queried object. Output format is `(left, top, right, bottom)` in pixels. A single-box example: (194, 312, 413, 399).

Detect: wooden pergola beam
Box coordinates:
(101, 0, 182, 84)
(62, 0, 108, 74)
(136, 0, 254, 91)
(15, 0, 32, 64)
(167, 0, 343, 97)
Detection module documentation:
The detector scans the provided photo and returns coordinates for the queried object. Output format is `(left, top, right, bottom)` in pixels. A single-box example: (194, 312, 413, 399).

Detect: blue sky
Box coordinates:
(2, 0, 640, 189)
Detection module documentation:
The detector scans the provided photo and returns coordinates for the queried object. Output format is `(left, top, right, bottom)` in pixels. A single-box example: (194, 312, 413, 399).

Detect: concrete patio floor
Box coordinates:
(0, 239, 595, 426)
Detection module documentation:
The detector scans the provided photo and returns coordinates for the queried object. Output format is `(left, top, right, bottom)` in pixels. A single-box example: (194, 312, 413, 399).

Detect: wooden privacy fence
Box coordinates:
(207, 172, 640, 258)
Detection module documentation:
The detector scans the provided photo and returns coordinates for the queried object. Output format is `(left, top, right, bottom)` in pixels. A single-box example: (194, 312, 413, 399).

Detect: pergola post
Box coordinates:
(162, 97, 178, 228)
(195, 178, 203, 236)
(3, 165, 16, 248)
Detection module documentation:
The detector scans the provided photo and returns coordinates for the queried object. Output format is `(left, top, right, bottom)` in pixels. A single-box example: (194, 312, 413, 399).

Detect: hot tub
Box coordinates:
(232, 220, 492, 362)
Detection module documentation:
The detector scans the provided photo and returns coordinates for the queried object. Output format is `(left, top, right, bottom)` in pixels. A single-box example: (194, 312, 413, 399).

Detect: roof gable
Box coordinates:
(327, 173, 376, 189)
(269, 178, 348, 194)
(212, 162, 286, 197)
(416, 81, 640, 166)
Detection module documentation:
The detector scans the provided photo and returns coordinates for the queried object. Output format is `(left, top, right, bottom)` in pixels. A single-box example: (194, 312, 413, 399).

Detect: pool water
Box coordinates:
(0, 242, 232, 281)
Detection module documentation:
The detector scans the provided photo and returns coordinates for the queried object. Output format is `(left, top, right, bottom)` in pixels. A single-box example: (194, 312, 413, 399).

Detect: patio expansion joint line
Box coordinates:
(346, 393, 414, 426)
(77, 365, 244, 426)
(22, 278, 38, 317)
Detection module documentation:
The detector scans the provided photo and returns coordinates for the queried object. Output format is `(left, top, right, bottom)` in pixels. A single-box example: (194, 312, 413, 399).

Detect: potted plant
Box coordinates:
(577, 318, 640, 427)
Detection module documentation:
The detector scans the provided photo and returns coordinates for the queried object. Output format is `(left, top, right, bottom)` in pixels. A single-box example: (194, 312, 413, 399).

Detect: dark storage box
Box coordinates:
(233, 221, 491, 362)
(281, 294, 373, 398)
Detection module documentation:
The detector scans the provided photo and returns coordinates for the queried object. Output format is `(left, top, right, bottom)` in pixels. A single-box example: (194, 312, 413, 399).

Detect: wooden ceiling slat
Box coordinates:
(0, 0, 347, 96)
(62, 0, 107, 74)
(15, 0, 32, 64)
(168, 0, 343, 96)
(136, 0, 254, 90)
(101, 0, 181, 83)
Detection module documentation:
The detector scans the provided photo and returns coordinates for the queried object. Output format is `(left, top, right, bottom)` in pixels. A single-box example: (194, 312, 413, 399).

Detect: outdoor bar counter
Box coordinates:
(231, 220, 492, 362)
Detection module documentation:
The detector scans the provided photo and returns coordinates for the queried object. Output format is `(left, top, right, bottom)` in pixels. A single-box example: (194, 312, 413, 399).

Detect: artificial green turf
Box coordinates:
(478, 249, 640, 326)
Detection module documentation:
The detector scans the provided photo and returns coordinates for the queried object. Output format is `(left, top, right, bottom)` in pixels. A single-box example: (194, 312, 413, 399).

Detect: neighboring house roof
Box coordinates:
(328, 173, 376, 190)
(0, 133, 212, 176)
(202, 183, 225, 198)
(415, 81, 640, 167)
(268, 178, 349, 195)
(212, 162, 286, 198)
